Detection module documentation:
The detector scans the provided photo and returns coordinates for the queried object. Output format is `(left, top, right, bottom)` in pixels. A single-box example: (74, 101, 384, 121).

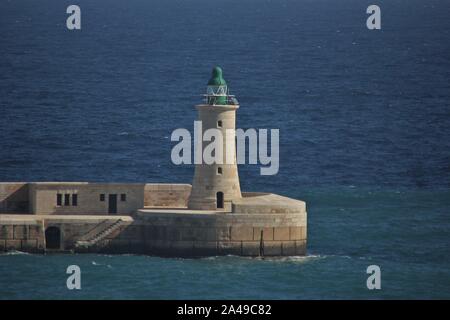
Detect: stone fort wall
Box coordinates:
(0, 185, 306, 257)
(0, 219, 44, 252)
(0, 183, 29, 213)
(144, 184, 191, 208)
(0, 183, 192, 215)
(0, 199, 307, 257)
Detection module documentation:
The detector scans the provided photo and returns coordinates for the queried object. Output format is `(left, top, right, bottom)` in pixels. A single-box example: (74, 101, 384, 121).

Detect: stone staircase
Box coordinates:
(75, 219, 123, 249)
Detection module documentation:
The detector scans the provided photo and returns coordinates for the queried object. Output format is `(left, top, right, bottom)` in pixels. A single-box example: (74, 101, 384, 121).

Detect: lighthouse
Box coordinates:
(188, 67, 242, 211)
(0, 66, 307, 257)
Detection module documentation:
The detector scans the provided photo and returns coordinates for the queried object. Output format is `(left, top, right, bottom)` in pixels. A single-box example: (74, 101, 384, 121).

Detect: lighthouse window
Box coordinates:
(56, 193, 62, 206)
(217, 120, 222, 128)
(120, 194, 126, 202)
(216, 192, 224, 209)
(100, 194, 105, 202)
(217, 167, 223, 175)
(64, 194, 70, 206)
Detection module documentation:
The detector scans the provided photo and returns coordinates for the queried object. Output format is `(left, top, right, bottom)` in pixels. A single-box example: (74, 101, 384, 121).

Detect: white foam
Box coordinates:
(0, 250, 30, 256)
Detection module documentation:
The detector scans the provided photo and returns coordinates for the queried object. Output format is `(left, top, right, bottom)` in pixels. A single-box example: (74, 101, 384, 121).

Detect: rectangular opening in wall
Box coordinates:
(100, 194, 105, 202)
(108, 194, 117, 214)
(217, 191, 224, 209)
(120, 194, 126, 202)
(217, 167, 223, 175)
(56, 193, 62, 206)
(217, 120, 222, 128)
(72, 194, 78, 206)
(64, 194, 70, 206)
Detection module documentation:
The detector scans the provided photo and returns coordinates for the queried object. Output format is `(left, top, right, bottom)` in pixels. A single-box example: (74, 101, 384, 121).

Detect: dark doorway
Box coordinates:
(108, 194, 117, 214)
(45, 226, 61, 249)
(216, 192, 224, 209)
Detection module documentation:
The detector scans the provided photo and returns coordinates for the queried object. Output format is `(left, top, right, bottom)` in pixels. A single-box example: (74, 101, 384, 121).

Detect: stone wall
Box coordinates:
(0, 219, 44, 252)
(144, 184, 191, 208)
(0, 211, 306, 256)
(0, 216, 132, 252)
(0, 183, 29, 213)
(29, 183, 145, 215)
(1, 182, 192, 215)
(0, 190, 307, 257)
(44, 216, 133, 250)
(71, 217, 307, 256)
(130, 193, 307, 256)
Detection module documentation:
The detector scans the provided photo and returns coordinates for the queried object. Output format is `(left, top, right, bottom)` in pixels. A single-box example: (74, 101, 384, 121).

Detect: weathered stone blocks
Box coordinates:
(241, 241, 260, 256)
(21, 239, 37, 250)
(216, 227, 231, 241)
(289, 226, 307, 240)
(253, 227, 274, 241)
(28, 225, 42, 238)
(274, 227, 290, 241)
(0, 225, 13, 239)
(14, 225, 27, 239)
(263, 241, 281, 256)
(5, 240, 21, 250)
(230, 226, 253, 241)
(217, 241, 242, 255)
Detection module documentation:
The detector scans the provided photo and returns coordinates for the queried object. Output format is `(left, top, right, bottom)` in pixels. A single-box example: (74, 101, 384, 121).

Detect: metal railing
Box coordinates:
(203, 94, 239, 106)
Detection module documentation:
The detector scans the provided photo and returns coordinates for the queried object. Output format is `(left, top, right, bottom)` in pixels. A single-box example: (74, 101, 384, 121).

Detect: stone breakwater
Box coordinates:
(0, 188, 306, 257)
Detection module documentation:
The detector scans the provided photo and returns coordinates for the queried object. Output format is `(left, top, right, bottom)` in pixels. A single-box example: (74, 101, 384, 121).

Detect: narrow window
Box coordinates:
(216, 191, 224, 209)
(72, 194, 78, 206)
(120, 194, 126, 202)
(64, 194, 70, 206)
(217, 167, 223, 175)
(56, 193, 62, 206)
(217, 120, 222, 128)
(100, 194, 105, 202)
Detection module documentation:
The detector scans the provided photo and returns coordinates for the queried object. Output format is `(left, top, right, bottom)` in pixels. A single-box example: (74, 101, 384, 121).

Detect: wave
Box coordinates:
(197, 254, 328, 264)
(0, 250, 30, 256)
(260, 254, 327, 263)
(91, 260, 113, 269)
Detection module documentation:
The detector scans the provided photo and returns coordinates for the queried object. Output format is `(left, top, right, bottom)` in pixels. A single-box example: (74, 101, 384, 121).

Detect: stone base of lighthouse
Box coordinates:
(135, 192, 307, 257)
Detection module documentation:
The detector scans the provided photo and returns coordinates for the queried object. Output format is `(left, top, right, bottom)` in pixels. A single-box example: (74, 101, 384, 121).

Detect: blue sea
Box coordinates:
(0, 0, 449, 299)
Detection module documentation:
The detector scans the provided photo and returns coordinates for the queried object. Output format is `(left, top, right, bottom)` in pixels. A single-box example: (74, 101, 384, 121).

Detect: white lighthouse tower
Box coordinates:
(188, 66, 242, 211)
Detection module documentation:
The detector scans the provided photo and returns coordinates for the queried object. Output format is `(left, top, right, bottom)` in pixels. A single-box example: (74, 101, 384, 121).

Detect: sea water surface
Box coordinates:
(0, 0, 450, 299)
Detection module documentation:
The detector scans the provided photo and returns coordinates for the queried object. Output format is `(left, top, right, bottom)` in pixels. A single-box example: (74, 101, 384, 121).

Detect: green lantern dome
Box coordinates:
(208, 66, 227, 86)
(206, 66, 228, 105)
